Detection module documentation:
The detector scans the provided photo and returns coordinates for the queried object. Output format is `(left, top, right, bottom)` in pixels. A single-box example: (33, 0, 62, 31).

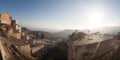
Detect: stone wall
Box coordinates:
(0, 12, 11, 25)
(16, 44, 31, 56)
(14, 33, 21, 39)
(31, 44, 44, 54)
(68, 38, 117, 60)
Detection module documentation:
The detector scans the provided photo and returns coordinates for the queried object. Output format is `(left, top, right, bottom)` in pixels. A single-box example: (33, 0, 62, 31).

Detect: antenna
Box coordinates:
(88, 29, 90, 40)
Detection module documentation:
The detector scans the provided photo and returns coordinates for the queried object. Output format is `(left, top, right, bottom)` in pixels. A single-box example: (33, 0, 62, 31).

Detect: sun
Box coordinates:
(86, 10, 104, 29)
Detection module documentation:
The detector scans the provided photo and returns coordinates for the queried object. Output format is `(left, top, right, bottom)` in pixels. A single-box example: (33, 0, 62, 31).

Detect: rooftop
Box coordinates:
(73, 34, 114, 46)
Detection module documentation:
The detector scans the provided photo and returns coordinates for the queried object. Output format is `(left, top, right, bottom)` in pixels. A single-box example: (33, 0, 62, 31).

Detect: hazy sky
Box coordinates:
(0, 0, 120, 30)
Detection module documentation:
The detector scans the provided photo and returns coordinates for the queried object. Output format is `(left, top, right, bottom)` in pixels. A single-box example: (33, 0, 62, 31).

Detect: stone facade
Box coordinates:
(0, 12, 11, 25)
(0, 12, 21, 39)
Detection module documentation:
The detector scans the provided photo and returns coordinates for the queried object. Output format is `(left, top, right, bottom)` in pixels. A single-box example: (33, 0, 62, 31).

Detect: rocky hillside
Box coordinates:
(21, 27, 52, 39)
(52, 26, 120, 39)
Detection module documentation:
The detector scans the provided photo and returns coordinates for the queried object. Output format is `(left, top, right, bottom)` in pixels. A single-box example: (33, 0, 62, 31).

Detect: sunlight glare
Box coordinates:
(86, 10, 104, 29)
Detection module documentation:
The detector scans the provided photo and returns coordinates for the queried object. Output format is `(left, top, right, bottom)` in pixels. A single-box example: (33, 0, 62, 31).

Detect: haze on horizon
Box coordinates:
(0, 0, 120, 30)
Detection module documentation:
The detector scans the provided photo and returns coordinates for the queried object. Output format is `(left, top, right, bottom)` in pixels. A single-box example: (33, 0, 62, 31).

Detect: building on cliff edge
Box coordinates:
(0, 12, 21, 39)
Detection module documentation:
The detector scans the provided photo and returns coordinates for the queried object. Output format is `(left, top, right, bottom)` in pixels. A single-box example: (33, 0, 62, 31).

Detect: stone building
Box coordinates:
(0, 12, 21, 39)
(0, 12, 12, 25)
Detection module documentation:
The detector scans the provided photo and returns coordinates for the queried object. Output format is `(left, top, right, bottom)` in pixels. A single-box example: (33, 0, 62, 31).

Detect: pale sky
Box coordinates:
(0, 0, 120, 30)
